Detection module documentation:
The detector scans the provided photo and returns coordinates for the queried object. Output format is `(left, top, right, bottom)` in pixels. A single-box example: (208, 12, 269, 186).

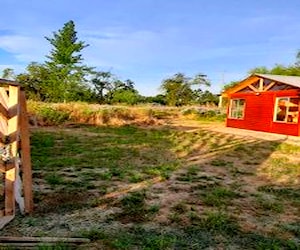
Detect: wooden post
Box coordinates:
(218, 95, 223, 108)
(0, 88, 8, 202)
(19, 91, 33, 213)
(5, 85, 20, 215)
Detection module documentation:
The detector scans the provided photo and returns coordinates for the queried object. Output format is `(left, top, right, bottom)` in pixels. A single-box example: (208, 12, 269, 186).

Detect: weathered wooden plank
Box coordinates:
(259, 78, 264, 91)
(0, 88, 8, 137)
(0, 215, 14, 229)
(0, 87, 9, 219)
(6, 131, 17, 144)
(0, 117, 7, 137)
(5, 85, 19, 216)
(248, 84, 259, 92)
(8, 104, 18, 119)
(0, 88, 9, 109)
(0, 236, 90, 243)
(0, 243, 60, 248)
(0, 164, 5, 173)
(4, 168, 15, 215)
(19, 91, 33, 213)
(0, 131, 17, 145)
(4, 162, 15, 171)
(264, 81, 276, 91)
(0, 131, 7, 144)
(0, 88, 10, 129)
(0, 103, 8, 119)
(0, 104, 18, 120)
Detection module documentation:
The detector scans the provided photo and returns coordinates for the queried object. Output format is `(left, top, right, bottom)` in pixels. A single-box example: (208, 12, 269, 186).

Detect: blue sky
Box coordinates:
(0, 0, 300, 96)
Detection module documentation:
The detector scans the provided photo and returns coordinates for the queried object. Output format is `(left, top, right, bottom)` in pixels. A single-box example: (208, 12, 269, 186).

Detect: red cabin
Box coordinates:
(222, 74, 300, 136)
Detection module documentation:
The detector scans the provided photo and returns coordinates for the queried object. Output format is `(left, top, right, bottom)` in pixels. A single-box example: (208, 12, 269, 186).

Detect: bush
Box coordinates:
(181, 107, 226, 121)
(37, 106, 70, 125)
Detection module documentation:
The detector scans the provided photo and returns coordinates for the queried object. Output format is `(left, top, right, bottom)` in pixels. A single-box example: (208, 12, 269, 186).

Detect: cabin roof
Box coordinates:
(222, 73, 300, 97)
(255, 74, 300, 88)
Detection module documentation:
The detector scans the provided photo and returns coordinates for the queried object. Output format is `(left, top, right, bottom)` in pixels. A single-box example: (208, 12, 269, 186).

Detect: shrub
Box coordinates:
(29, 103, 70, 126)
(181, 107, 226, 121)
(39, 106, 70, 125)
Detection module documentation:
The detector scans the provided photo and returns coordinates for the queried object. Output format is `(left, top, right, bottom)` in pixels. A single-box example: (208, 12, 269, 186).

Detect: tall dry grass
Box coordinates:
(26, 101, 182, 126)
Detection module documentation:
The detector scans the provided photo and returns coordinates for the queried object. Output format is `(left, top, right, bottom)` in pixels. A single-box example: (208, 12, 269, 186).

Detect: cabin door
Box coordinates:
(245, 94, 273, 132)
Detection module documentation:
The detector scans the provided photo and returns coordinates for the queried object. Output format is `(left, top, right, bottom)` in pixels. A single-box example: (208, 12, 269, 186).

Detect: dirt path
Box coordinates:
(167, 119, 300, 145)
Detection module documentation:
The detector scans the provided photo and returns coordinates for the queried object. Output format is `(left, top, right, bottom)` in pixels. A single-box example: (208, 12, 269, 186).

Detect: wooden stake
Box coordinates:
(19, 91, 33, 213)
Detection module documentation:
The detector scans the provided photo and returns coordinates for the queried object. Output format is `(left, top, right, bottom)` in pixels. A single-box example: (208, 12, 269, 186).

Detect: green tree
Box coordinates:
(249, 50, 300, 77)
(1, 68, 15, 80)
(105, 78, 139, 104)
(151, 94, 167, 105)
(17, 62, 94, 102)
(160, 73, 210, 106)
(222, 80, 240, 92)
(142, 94, 167, 105)
(123, 79, 135, 91)
(110, 89, 140, 105)
(250, 64, 300, 76)
(45, 20, 92, 102)
(16, 62, 51, 100)
(110, 79, 136, 92)
(248, 66, 269, 74)
(195, 90, 219, 105)
(90, 71, 114, 103)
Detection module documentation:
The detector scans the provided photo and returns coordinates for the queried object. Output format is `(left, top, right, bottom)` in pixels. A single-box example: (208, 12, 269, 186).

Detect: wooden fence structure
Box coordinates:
(0, 79, 33, 229)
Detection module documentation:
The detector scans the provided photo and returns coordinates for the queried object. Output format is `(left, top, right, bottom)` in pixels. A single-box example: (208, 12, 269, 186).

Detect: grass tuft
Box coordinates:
(201, 186, 240, 207)
(199, 211, 239, 234)
(116, 190, 159, 222)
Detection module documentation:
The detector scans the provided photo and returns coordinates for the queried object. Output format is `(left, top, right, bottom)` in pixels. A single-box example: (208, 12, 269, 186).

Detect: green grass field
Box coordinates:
(1, 118, 300, 249)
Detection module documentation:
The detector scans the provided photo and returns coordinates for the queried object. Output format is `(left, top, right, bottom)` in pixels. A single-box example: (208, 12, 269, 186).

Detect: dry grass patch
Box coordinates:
(27, 101, 182, 127)
(1, 121, 299, 249)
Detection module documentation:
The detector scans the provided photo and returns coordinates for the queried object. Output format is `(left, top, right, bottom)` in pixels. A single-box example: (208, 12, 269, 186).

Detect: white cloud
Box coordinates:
(0, 64, 26, 76)
(83, 28, 162, 66)
(0, 35, 48, 62)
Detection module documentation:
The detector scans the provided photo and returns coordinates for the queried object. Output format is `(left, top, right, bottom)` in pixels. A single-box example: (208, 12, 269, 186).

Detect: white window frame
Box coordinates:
(229, 99, 245, 119)
(273, 97, 299, 123)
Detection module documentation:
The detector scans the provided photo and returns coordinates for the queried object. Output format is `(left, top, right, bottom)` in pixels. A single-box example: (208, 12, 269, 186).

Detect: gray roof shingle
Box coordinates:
(255, 74, 300, 88)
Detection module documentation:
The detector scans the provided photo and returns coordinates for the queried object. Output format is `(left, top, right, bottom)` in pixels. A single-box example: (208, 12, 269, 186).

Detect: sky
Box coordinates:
(0, 0, 300, 96)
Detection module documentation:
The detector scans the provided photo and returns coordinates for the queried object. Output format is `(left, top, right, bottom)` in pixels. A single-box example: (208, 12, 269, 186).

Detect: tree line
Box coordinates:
(8, 20, 300, 106)
(1, 20, 219, 106)
(223, 51, 300, 91)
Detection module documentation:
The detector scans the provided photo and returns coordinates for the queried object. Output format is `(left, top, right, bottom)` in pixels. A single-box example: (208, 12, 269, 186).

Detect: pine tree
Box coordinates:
(45, 20, 92, 102)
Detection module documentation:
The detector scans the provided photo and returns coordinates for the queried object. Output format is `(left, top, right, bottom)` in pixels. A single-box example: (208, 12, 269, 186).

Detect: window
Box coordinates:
(274, 97, 299, 123)
(229, 99, 245, 119)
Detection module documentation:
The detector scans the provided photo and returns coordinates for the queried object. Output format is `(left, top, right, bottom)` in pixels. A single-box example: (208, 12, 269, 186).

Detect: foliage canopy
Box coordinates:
(160, 73, 211, 106)
(2, 20, 217, 106)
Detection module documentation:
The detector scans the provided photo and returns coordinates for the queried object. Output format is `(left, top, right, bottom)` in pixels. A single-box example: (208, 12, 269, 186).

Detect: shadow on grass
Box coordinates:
(25, 124, 300, 248)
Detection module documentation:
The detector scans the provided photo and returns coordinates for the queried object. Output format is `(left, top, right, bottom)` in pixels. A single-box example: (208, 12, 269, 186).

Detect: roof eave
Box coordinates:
(0, 79, 20, 87)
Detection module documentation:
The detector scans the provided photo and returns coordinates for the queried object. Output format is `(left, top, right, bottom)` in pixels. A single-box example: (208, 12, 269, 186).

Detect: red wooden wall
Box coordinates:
(226, 90, 300, 136)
